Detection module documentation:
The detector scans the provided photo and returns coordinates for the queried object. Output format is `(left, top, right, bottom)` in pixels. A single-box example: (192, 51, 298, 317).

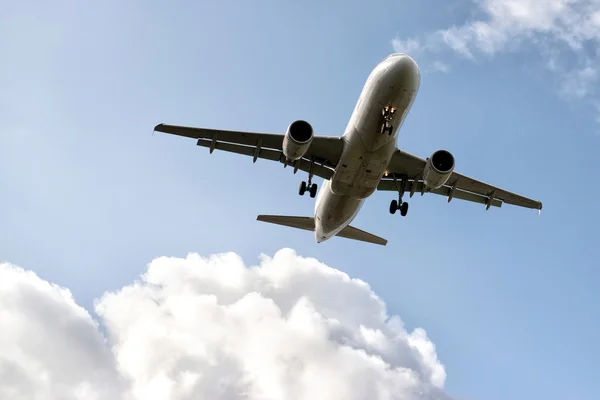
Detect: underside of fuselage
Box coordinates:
(314, 53, 421, 243)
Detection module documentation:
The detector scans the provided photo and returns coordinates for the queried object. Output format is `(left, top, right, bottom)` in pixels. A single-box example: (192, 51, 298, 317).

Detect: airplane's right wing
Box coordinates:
(379, 149, 542, 211)
(155, 123, 345, 180)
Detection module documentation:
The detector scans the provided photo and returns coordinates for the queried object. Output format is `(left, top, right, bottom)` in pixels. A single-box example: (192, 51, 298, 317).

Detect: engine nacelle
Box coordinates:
(423, 149, 455, 190)
(282, 120, 314, 161)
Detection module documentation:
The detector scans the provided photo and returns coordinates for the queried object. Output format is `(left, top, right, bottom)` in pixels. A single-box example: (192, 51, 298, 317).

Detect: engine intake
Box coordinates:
(423, 149, 455, 190)
(282, 120, 314, 161)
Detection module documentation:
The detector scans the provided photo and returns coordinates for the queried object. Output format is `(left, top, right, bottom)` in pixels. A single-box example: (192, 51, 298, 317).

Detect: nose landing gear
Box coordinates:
(380, 106, 396, 135)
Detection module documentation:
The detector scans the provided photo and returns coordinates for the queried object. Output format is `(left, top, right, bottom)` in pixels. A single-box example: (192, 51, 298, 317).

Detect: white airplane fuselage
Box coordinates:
(314, 53, 420, 243)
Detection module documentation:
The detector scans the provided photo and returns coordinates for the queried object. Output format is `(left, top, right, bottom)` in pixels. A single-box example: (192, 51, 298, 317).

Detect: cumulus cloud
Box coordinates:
(0, 263, 128, 400)
(431, 61, 451, 73)
(392, 0, 600, 120)
(391, 37, 426, 56)
(0, 249, 453, 400)
(391, 39, 450, 74)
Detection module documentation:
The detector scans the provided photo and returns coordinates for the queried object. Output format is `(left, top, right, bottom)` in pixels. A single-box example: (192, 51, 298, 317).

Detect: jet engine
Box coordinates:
(423, 149, 455, 190)
(282, 120, 314, 161)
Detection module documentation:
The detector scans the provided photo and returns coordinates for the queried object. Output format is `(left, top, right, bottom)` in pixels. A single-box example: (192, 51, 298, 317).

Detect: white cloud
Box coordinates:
(392, 0, 600, 117)
(560, 65, 598, 99)
(436, 0, 600, 55)
(593, 102, 600, 132)
(0, 263, 128, 400)
(392, 39, 451, 73)
(0, 249, 454, 400)
(392, 37, 425, 55)
(431, 61, 451, 73)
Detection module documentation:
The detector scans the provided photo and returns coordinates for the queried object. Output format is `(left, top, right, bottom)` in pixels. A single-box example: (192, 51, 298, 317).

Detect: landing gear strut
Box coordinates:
(299, 158, 317, 198)
(380, 106, 396, 135)
(389, 173, 409, 216)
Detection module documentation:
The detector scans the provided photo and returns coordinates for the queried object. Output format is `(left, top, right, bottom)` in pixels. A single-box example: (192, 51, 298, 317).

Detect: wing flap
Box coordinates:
(195, 138, 334, 180)
(377, 179, 503, 208)
(450, 172, 541, 209)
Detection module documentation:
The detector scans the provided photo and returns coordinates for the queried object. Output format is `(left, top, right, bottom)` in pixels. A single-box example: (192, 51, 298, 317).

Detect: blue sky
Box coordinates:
(1, 1, 599, 399)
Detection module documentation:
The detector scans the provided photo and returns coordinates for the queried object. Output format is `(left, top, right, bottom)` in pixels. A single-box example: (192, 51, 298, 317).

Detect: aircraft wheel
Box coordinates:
(309, 183, 317, 198)
(299, 181, 307, 196)
(400, 202, 408, 217)
(389, 199, 398, 214)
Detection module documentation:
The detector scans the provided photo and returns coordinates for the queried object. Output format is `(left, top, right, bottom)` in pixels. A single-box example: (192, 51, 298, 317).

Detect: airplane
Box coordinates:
(154, 52, 542, 246)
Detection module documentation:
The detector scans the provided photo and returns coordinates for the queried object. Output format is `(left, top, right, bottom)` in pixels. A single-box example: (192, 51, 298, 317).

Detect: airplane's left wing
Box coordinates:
(154, 123, 345, 180)
(379, 149, 542, 211)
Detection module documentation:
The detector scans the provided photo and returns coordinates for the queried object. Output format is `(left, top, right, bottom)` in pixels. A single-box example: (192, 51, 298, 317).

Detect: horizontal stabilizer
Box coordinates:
(336, 224, 388, 246)
(256, 214, 387, 246)
(257, 215, 315, 231)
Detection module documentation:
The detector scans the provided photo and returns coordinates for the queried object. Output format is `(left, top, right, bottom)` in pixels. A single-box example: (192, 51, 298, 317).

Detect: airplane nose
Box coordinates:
(399, 54, 419, 70)
(390, 54, 420, 87)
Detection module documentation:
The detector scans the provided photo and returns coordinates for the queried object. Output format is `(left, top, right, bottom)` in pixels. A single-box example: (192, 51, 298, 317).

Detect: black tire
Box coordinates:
(299, 181, 307, 196)
(309, 183, 317, 198)
(400, 202, 408, 216)
(389, 199, 398, 214)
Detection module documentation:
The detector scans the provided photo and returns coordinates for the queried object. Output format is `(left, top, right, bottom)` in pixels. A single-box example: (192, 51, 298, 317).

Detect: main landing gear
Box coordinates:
(380, 106, 396, 135)
(299, 180, 317, 198)
(389, 173, 409, 217)
(390, 199, 408, 216)
(298, 158, 318, 198)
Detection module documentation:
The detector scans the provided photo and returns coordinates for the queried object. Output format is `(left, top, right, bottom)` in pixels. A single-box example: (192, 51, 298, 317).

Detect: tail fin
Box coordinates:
(256, 215, 387, 246)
